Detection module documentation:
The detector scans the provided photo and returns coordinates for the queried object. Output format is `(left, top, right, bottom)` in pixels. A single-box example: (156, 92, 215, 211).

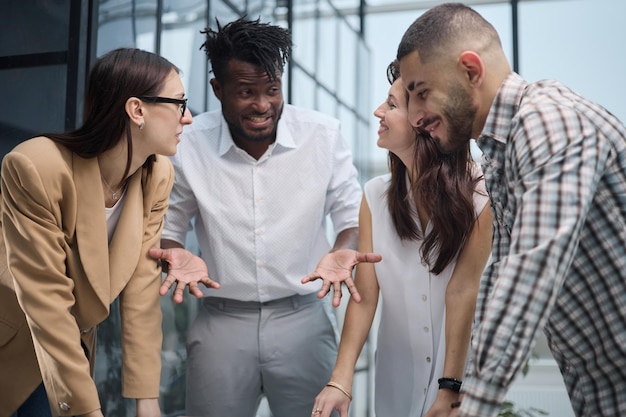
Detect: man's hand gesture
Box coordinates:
(149, 247, 220, 303)
(301, 249, 381, 307)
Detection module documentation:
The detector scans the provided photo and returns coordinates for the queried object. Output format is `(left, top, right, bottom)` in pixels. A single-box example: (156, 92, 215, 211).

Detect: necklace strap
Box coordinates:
(101, 175, 124, 201)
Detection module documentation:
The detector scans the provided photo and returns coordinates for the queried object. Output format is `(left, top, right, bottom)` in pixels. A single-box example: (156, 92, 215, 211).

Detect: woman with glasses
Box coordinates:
(0, 47, 217, 417)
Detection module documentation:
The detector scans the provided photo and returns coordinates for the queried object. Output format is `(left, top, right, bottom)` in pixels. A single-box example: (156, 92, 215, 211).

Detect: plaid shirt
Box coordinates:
(461, 73, 626, 417)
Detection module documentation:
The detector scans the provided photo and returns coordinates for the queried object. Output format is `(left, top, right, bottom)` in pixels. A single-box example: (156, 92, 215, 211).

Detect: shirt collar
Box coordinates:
(478, 72, 528, 149)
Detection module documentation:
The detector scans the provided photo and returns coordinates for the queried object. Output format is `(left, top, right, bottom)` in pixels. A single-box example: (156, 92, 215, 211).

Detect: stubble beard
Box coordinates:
(436, 81, 477, 154)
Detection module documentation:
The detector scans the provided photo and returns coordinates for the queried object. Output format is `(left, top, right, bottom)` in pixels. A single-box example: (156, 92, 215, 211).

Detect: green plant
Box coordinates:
(498, 400, 548, 417)
(497, 355, 549, 417)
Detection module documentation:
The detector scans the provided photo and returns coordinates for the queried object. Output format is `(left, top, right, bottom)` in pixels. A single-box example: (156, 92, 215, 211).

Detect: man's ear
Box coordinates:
(458, 51, 484, 87)
(125, 97, 144, 128)
(210, 78, 222, 102)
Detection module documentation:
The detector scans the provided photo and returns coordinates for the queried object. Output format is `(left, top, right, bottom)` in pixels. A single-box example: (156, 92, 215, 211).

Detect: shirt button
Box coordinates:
(58, 402, 71, 411)
(424, 327, 429, 332)
(422, 295, 427, 301)
(257, 260, 265, 267)
(426, 357, 431, 363)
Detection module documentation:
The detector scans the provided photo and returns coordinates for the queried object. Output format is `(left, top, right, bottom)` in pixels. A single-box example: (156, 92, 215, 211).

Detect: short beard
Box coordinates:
(438, 81, 476, 153)
(226, 120, 278, 143)
(224, 102, 283, 144)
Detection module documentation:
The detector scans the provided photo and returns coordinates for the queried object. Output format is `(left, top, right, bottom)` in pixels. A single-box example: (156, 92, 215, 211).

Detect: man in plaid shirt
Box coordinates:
(397, 3, 626, 417)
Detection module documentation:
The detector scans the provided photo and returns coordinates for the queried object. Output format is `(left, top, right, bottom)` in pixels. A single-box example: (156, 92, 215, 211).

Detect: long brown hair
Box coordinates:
(43, 48, 179, 178)
(385, 61, 482, 274)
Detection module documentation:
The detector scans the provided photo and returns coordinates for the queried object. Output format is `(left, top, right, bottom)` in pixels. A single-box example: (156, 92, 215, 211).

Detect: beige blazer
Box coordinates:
(0, 215, 42, 417)
(0, 137, 174, 417)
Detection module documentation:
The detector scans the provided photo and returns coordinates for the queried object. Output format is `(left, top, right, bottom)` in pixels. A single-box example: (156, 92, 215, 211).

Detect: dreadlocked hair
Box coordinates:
(384, 60, 482, 274)
(200, 16, 292, 82)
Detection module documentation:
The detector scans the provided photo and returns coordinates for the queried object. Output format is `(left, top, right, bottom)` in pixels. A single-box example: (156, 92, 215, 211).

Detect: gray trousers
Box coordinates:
(185, 293, 338, 417)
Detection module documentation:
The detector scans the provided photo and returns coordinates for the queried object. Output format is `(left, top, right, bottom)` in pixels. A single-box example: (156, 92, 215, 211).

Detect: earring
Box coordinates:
(139, 122, 145, 130)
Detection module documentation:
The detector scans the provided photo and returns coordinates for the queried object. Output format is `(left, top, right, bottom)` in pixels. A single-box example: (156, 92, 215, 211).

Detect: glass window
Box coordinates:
(160, 12, 208, 113)
(291, 67, 317, 110)
(292, 17, 317, 75)
(0, 0, 70, 56)
(98, 0, 159, 52)
(519, 0, 626, 122)
(0, 65, 68, 152)
(338, 104, 357, 151)
(317, 17, 339, 92)
(337, 24, 357, 105)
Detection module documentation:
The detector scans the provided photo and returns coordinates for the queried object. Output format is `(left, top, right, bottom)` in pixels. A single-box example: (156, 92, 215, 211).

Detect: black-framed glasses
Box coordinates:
(138, 96, 188, 116)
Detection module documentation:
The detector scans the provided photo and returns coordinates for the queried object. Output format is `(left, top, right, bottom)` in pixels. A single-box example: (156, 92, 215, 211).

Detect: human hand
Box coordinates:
(312, 384, 352, 417)
(301, 249, 382, 307)
(424, 387, 460, 417)
(149, 247, 220, 304)
(447, 395, 463, 417)
(423, 399, 457, 417)
(136, 398, 161, 417)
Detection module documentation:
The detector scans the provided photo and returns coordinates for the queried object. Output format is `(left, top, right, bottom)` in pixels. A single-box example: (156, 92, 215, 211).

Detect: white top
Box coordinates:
(104, 189, 127, 243)
(365, 171, 488, 416)
(162, 104, 362, 302)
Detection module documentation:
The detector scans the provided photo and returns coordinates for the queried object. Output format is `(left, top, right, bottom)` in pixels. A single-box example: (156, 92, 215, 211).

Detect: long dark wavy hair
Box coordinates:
(43, 48, 179, 178)
(200, 16, 292, 82)
(385, 61, 483, 274)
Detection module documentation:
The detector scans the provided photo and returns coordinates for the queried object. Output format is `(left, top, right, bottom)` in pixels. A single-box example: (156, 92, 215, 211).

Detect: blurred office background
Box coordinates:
(1, 1, 624, 416)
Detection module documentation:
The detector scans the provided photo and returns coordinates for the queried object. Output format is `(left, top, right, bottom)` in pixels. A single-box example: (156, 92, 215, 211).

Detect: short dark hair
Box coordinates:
(397, 2, 500, 63)
(45, 48, 179, 176)
(200, 17, 292, 82)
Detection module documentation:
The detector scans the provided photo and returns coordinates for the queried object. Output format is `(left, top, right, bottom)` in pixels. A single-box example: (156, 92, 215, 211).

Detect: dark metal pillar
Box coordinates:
(511, 0, 519, 73)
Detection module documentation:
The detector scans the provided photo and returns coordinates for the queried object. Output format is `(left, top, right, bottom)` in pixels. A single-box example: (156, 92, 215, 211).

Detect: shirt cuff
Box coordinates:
(459, 375, 508, 417)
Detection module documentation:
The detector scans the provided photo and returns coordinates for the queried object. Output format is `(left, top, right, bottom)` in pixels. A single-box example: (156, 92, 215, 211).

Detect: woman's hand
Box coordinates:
(312, 384, 352, 417)
(149, 247, 220, 304)
(136, 398, 161, 417)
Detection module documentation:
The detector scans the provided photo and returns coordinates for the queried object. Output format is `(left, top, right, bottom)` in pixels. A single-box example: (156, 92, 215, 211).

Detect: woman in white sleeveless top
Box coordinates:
(312, 62, 492, 417)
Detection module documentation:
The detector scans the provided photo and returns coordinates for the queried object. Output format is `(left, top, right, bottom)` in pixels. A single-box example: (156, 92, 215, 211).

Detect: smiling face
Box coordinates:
(211, 59, 284, 149)
(373, 78, 416, 161)
(140, 69, 192, 157)
(399, 50, 477, 154)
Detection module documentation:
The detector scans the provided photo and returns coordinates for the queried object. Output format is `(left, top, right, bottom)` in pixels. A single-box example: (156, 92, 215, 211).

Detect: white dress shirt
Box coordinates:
(162, 104, 362, 302)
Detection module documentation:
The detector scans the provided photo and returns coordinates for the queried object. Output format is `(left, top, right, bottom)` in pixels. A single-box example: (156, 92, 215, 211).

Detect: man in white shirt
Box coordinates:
(158, 17, 377, 417)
